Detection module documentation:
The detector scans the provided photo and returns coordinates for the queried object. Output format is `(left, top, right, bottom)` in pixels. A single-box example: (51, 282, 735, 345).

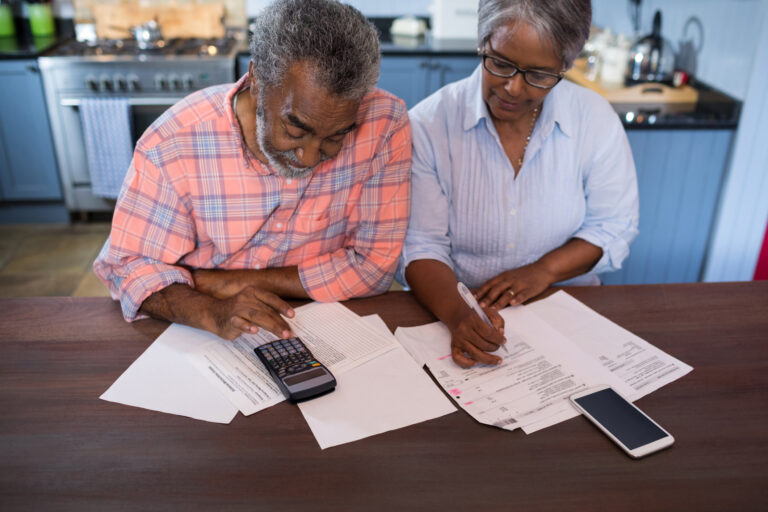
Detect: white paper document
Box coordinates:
(527, 291, 693, 400)
(298, 315, 456, 449)
(187, 302, 400, 415)
(100, 324, 238, 424)
(397, 306, 631, 432)
(395, 292, 692, 434)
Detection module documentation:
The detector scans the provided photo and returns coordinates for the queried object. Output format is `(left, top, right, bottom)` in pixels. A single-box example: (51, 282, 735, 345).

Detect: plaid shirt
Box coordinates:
(94, 75, 411, 321)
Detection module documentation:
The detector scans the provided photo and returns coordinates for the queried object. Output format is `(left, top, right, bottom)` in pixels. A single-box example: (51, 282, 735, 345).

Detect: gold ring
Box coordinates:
(508, 289, 515, 296)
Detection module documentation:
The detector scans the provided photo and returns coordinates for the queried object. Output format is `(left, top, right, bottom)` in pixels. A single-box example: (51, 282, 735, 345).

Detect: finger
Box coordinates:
(249, 288, 295, 318)
(478, 280, 510, 308)
(469, 329, 506, 354)
(509, 287, 534, 306)
(451, 346, 477, 368)
(475, 279, 500, 306)
(461, 342, 502, 365)
(489, 288, 515, 309)
(229, 315, 260, 336)
(243, 307, 294, 339)
(486, 307, 505, 332)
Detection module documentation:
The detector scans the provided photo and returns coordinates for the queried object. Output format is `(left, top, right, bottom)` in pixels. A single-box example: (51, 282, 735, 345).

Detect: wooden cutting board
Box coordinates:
(566, 58, 698, 104)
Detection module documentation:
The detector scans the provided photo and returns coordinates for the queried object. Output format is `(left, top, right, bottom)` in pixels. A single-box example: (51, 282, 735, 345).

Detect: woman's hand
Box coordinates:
(475, 263, 554, 309)
(448, 306, 506, 368)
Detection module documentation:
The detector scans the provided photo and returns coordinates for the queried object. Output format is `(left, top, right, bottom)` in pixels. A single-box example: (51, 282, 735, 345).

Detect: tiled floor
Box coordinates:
(0, 223, 112, 297)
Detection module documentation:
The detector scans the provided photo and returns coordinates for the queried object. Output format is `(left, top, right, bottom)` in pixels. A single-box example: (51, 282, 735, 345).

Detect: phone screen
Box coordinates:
(574, 388, 668, 449)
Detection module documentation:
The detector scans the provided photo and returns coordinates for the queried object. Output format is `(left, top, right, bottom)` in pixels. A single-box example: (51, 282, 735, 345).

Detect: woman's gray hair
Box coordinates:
(478, 0, 592, 69)
(249, 0, 380, 100)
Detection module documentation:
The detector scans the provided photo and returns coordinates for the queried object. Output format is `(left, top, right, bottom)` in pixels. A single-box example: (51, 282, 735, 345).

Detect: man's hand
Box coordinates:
(139, 283, 297, 341)
(206, 286, 296, 340)
(475, 263, 554, 309)
(448, 306, 506, 368)
(192, 268, 244, 299)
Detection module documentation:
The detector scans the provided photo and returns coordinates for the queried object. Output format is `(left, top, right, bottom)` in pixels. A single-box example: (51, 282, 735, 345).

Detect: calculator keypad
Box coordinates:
(258, 338, 321, 378)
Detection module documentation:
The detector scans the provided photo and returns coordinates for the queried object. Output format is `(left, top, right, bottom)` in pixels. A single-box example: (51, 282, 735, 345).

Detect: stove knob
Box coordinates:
(183, 74, 194, 90)
(168, 74, 181, 91)
(155, 75, 169, 91)
(115, 74, 127, 92)
(85, 75, 98, 91)
(127, 74, 140, 92)
(100, 75, 113, 92)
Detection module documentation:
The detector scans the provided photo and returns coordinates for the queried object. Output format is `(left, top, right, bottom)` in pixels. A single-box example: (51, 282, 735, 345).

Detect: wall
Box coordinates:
(702, 7, 768, 282)
(592, 0, 764, 100)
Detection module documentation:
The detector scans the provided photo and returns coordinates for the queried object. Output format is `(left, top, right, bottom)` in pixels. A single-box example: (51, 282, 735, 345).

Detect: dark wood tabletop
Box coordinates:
(1, 282, 767, 511)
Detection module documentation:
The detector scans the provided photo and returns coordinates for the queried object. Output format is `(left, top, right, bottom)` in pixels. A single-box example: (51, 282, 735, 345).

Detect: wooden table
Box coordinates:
(1, 282, 767, 511)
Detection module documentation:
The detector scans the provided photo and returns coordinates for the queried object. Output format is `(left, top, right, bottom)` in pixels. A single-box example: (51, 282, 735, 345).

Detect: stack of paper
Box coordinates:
(100, 302, 456, 448)
(394, 291, 692, 434)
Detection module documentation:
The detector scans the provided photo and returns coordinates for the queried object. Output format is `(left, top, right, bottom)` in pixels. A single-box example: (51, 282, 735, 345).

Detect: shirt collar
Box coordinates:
(463, 64, 574, 139)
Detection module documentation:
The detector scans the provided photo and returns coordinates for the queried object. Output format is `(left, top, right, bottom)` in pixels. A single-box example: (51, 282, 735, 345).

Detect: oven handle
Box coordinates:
(60, 97, 184, 107)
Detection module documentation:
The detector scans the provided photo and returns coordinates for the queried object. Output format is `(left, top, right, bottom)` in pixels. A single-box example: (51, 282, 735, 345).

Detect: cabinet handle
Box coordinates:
(26, 65, 39, 73)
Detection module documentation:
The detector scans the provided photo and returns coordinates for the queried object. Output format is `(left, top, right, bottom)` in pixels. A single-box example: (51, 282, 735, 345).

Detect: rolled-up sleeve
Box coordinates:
(298, 106, 412, 301)
(93, 146, 196, 321)
(573, 111, 639, 275)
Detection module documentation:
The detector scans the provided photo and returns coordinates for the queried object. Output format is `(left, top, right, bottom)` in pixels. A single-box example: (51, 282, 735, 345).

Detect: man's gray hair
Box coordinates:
(478, 0, 591, 69)
(250, 0, 380, 99)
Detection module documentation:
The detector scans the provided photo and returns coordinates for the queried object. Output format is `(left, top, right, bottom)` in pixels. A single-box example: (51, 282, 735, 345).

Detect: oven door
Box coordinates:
(58, 97, 182, 186)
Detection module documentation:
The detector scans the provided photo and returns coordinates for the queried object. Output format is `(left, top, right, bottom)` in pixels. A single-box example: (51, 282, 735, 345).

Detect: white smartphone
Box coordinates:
(570, 385, 674, 458)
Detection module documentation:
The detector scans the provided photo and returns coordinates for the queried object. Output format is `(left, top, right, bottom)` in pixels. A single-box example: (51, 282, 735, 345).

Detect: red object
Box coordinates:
(754, 220, 768, 280)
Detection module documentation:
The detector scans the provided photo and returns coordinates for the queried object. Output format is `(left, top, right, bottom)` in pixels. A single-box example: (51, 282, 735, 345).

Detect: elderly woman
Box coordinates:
(401, 0, 638, 367)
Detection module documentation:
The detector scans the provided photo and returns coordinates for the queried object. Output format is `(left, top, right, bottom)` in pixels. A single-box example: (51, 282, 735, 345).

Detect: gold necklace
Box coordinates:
(517, 106, 540, 169)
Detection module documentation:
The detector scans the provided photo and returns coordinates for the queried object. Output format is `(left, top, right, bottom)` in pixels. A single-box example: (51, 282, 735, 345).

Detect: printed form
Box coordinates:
(395, 291, 692, 433)
(186, 301, 399, 416)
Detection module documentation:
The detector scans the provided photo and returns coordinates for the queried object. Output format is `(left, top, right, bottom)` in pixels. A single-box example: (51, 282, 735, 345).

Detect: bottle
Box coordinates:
(0, 0, 15, 37)
(26, 0, 54, 37)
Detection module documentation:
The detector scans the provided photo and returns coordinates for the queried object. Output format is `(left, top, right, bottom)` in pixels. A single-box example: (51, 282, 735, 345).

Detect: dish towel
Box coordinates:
(79, 97, 133, 199)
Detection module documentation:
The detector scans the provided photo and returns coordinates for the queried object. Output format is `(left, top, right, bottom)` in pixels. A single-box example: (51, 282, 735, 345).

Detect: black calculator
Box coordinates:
(254, 337, 336, 401)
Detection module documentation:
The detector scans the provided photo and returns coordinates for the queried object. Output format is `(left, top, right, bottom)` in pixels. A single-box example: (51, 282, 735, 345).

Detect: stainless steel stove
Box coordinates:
(38, 33, 243, 213)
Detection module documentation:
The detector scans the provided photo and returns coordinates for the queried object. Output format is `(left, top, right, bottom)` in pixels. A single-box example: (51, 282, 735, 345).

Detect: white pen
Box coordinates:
(456, 281, 508, 354)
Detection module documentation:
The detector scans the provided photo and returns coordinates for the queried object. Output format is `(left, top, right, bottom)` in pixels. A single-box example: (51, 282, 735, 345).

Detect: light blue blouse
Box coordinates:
(400, 65, 639, 288)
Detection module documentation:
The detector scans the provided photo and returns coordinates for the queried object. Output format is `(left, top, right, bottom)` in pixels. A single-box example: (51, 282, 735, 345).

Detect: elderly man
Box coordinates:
(94, 0, 411, 340)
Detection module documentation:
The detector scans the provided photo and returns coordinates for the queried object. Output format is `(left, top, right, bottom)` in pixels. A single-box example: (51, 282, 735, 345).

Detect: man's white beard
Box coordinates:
(255, 99, 316, 180)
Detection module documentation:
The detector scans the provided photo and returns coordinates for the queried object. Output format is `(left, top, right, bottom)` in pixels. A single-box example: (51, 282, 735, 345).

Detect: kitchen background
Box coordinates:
(0, 0, 766, 298)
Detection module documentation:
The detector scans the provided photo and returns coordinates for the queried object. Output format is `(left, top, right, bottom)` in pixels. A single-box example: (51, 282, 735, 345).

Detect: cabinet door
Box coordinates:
(378, 57, 430, 109)
(601, 129, 733, 284)
(0, 60, 62, 201)
(427, 56, 480, 95)
(236, 54, 250, 79)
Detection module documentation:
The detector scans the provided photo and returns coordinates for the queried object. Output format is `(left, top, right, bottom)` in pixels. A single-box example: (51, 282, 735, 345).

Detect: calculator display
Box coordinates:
(285, 368, 327, 386)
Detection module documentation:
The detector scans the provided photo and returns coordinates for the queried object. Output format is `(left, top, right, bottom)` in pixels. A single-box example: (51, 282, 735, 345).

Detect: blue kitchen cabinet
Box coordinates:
(602, 129, 733, 285)
(378, 55, 478, 108)
(0, 59, 62, 201)
(236, 53, 250, 79)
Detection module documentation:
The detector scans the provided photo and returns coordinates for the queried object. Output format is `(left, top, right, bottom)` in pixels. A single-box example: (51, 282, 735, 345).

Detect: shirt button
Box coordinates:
(255, 264, 261, 269)
(508, 243, 515, 249)
(276, 222, 283, 229)
(286, 178, 292, 184)
(509, 208, 517, 215)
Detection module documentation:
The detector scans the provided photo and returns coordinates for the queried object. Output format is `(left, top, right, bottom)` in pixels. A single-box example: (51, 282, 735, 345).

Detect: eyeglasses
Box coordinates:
(478, 50, 563, 89)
